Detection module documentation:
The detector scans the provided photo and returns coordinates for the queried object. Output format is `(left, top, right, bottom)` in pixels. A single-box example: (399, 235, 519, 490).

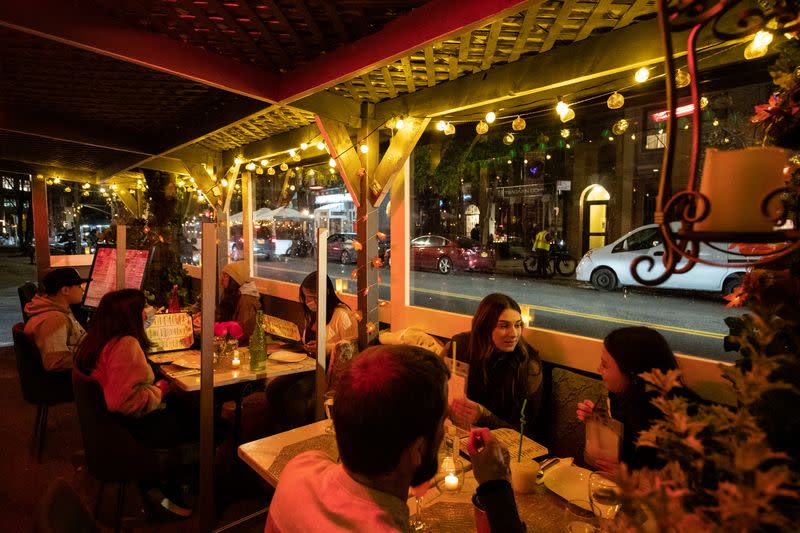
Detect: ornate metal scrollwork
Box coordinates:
(630, 0, 800, 286)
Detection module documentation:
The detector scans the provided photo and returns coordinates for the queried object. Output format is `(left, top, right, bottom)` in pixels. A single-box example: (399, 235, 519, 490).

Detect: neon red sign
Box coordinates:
(650, 103, 695, 122)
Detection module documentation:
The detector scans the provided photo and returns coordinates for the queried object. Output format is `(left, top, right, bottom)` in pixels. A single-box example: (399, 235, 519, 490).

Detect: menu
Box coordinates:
(83, 246, 151, 308)
(263, 314, 302, 342)
(146, 312, 195, 353)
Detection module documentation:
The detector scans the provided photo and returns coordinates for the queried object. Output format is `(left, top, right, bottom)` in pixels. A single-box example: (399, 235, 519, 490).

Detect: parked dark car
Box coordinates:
(327, 232, 357, 264)
(391, 235, 495, 274)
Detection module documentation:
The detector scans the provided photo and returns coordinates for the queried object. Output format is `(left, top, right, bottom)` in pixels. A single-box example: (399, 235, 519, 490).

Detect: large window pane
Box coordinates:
(409, 80, 771, 362)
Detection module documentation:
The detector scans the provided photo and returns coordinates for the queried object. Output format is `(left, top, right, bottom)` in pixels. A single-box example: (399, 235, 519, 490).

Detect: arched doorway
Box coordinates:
(581, 185, 610, 253)
(465, 204, 480, 236)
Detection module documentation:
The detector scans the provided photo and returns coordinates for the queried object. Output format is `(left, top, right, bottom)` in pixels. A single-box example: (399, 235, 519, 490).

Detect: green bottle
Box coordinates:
(250, 310, 267, 372)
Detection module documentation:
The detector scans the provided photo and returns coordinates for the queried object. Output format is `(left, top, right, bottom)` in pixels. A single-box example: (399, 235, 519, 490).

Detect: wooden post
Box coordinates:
(115, 224, 126, 290)
(31, 176, 50, 283)
(242, 170, 253, 277)
(198, 222, 216, 531)
(390, 158, 412, 329)
(315, 226, 329, 420)
(357, 103, 379, 347)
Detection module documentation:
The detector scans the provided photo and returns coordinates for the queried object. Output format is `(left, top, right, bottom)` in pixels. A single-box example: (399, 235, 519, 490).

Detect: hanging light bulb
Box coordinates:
(246, 162, 256, 171)
(607, 92, 625, 109)
(565, 143, 571, 149)
(221, 179, 229, 187)
(556, 100, 570, 118)
(234, 156, 243, 165)
(329, 158, 337, 167)
(53, 177, 62, 184)
(631, 133, 637, 140)
(360, 143, 369, 153)
(45, 179, 53, 186)
(64, 186, 72, 193)
(503, 133, 515, 145)
(560, 108, 576, 123)
(261, 159, 269, 166)
(712, 118, 720, 127)
(436, 120, 447, 131)
(316, 141, 325, 151)
(82, 191, 90, 197)
(256, 167, 264, 175)
(634, 67, 650, 83)
(329, 168, 335, 174)
(395, 117, 405, 130)
(445, 122, 456, 135)
(268, 167, 276, 175)
(512, 116, 526, 131)
(476, 121, 489, 134)
(612, 119, 629, 135)
(83, 182, 91, 189)
(485, 111, 497, 124)
(386, 116, 396, 129)
(300, 142, 308, 150)
(561, 128, 570, 138)
(744, 31, 773, 60)
(280, 162, 289, 171)
(675, 69, 691, 88)
(700, 96, 709, 109)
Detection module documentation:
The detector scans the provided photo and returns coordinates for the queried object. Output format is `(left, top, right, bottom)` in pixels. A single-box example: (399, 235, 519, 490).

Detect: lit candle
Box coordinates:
(444, 473, 459, 491)
(231, 349, 241, 368)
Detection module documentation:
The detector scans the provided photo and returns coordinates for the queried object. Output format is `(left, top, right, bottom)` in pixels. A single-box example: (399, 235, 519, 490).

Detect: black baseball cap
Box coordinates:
(42, 268, 89, 294)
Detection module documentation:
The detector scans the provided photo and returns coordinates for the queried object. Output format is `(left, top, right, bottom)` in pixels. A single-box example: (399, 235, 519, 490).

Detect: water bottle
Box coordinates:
(249, 311, 267, 372)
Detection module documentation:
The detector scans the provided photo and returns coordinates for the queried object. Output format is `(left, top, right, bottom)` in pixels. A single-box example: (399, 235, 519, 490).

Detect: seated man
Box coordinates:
(24, 267, 87, 371)
(265, 344, 525, 532)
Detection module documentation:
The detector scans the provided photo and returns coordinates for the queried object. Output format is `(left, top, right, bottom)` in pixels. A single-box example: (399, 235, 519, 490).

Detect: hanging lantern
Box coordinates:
(246, 162, 256, 171)
(445, 122, 456, 135)
(607, 92, 625, 109)
(476, 121, 489, 134)
(256, 167, 264, 175)
(280, 163, 289, 171)
(612, 119, 629, 135)
(268, 167, 276, 175)
(503, 133, 515, 145)
(560, 108, 575, 123)
(292, 154, 302, 162)
(64, 186, 72, 193)
(699, 96, 709, 109)
(560, 128, 570, 138)
(675, 69, 691, 88)
(512, 115, 526, 131)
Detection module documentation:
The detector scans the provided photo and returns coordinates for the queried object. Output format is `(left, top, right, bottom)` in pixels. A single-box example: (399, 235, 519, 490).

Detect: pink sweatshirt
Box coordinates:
(91, 336, 163, 418)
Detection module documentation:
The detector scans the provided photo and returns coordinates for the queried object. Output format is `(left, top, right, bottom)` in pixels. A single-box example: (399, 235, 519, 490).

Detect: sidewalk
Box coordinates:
(0, 249, 36, 346)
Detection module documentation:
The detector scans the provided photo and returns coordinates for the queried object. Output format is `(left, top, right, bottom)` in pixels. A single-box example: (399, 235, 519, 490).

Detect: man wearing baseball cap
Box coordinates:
(24, 267, 88, 371)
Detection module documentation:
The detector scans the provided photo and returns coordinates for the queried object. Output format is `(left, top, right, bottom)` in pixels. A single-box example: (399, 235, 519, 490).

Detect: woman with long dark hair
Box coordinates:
(217, 261, 261, 345)
(298, 271, 357, 355)
(577, 326, 693, 474)
(443, 293, 543, 437)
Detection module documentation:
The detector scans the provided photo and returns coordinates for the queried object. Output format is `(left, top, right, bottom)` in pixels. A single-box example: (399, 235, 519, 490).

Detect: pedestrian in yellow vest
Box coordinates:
(533, 228, 552, 277)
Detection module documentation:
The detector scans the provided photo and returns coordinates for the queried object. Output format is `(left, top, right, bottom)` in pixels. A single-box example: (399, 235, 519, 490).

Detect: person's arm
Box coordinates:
(468, 428, 526, 533)
(32, 314, 73, 371)
(100, 337, 163, 417)
(325, 307, 358, 352)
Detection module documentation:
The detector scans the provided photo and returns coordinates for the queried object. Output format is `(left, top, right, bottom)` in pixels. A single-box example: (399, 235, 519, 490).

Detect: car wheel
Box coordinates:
(722, 274, 742, 296)
(437, 256, 453, 274)
(340, 250, 350, 264)
(590, 267, 617, 291)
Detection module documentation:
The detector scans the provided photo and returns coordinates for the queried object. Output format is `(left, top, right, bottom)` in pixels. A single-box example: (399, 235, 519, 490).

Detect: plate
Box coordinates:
(543, 464, 592, 509)
(268, 350, 307, 363)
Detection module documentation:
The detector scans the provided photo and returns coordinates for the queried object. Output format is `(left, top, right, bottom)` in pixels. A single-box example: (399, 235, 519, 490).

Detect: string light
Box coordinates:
(744, 31, 773, 60)
(261, 159, 269, 166)
(288, 149, 296, 158)
(556, 100, 570, 118)
(485, 111, 497, 124)
(268, 167, 276, 175)
(502, 133, 515, 145)
(476, 121, 489, 134)
(64, 186, 71, 193)
(607, 92, 625, 109)
(280, 163, 289, 171)
(83, 183, 91, 189)
(612, 119, 629, 135)
(560, 108, 575, 123)
(360, 143, 369, 154)
(246, 162, 256, 171)
(329, 158, 337, 167)
(561, 128, 570, 138)
(675, 69, 691, 88)
(395, 117, 405, 130)
(634, 67, 650, 83)
(221, 179, 229, 187)
(712, 118, 720, 127)
(445, 122, 456, 135)
(53, 177, 61, 184)
(512, 116, 526, 131)
(700, 96, 709, 109)
(316, 141, 325, 151)
(436, 120, 447, 131)
(300, 142, 308, 150)
(234, 156, 243, 165)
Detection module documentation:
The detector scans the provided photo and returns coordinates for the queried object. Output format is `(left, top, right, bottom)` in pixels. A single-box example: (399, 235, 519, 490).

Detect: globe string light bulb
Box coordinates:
(745, 31, 774, 60)
(607, 92, 625, 109)
(445, 122, 456, 135)
(675, 69, 691, 88)
(700, 96, 709, 109)
(316, 142, 325, 151)
(485, 111, 497, 124)
(556, 100, 570, 118)
(436, 120, 447, 131)
(560, 108, 576, 123)
(260, 159, 269, 166)
(360, 143, 369, 154)
(476, 120, 489, 134)
(561, 128, 570, 138)
(280, 162, 289, 171)
(300, 142, 308, 150)
(288, 149, 296, 158)
(395, 117, 405, 130)
(612, 119, 629, 135)
(329, 157, 337, 167)
(246, 162, 256, 171)
(502, 133, 515, 145)
(268, 167, 276, 175)
(634, 67, 650, 83)
(512, 116, 526, 131)
(234, 156, 243, 165)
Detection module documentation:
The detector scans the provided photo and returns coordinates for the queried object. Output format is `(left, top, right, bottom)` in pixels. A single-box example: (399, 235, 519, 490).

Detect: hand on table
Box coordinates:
(576, 399, 595, 422)
(155, 379, 171, 397)
(467, 428, 510, 484)
(449, 397, 482, 428)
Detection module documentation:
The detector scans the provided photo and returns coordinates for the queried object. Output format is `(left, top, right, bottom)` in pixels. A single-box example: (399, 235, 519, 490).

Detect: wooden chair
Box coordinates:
(11, 322, 73, 463)
(72, 369, 198, 532)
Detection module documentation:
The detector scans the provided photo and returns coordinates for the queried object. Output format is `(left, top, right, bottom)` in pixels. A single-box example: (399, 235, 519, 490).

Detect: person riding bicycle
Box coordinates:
(532, 227, 552, 277)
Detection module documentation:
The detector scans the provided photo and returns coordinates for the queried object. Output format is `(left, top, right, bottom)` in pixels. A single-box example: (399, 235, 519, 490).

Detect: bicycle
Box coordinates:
(523, 241, 577, 277)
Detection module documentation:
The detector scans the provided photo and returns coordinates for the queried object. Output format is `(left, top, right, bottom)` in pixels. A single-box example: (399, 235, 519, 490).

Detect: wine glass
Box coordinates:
(409, 480, 430, 531)
(588, 472, 621, 530)
(323, 390, 335, 434)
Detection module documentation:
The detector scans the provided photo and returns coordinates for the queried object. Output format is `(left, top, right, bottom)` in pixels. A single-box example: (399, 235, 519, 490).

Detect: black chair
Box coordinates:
(12, 322, 73, 463)
(18, 281, 37, 322)
(35, 477, 100, 533)
(72, 369, 198, 532)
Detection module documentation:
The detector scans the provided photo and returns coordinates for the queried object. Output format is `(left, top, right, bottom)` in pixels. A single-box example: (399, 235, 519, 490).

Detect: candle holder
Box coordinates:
(437, 455, 464, 492)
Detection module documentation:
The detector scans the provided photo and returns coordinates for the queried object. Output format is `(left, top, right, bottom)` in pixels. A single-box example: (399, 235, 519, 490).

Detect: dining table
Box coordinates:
(238, 420, 579, 532)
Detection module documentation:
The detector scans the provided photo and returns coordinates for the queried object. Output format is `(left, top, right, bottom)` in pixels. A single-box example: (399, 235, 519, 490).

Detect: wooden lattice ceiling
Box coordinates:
(86, 0, 430, 72)
(331, 0, 657, 103)
(197, 106, 316, 151)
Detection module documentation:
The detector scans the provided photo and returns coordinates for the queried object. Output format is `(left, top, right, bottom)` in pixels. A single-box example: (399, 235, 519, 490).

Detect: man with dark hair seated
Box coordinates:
(265, 344, 526, 532)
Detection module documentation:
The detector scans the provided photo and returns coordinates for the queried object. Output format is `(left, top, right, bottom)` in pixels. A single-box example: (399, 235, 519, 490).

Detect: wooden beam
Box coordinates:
(615, 0, 652, 28)
(116, 188, 139, 218)
(375, 19, 722, 119)
(356, 104, 379, 348)
(315, 115, 364, 208)
(0, 159, 94, 184)
(275, 0, 537, 101)
(238, 124, 321, 163)
(401, 56, 417, 93)
(424, 46, 437, 87)
(481, 20, 504, 70)
(381, 66, 399, 98)
(575, 0, 615, 41)
(0, 0, 278, 103)
(540, 0, 575, 54)
(187, 164, 223, 206)
(371, 117, 430, 207)
(221, 163, 241, 216)
(508, 6, 539, 62)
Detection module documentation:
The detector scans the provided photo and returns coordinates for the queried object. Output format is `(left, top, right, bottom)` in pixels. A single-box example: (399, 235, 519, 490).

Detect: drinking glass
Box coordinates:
(564, 499, 598, 532)
(588, 472, 621, 530)
(409, 480, 430, 531)
(323, 390, 335, 434)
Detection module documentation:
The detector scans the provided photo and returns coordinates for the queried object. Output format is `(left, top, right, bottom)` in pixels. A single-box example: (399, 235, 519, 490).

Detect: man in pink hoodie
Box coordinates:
(24, 267, 87, 370)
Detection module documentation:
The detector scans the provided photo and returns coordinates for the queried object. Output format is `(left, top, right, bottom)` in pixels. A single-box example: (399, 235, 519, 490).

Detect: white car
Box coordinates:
(575, 223, 750, 295)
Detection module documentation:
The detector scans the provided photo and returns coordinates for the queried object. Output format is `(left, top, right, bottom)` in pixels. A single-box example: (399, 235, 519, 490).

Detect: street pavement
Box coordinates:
(0, 250, 35, 346)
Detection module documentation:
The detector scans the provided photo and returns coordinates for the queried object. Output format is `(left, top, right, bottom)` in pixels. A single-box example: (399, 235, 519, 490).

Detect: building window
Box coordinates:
(1, 177, 14, 190)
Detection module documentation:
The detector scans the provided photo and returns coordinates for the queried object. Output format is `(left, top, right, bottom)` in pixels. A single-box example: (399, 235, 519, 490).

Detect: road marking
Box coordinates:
(255, 266, 725, 340)
(413, 286, 726, 340)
